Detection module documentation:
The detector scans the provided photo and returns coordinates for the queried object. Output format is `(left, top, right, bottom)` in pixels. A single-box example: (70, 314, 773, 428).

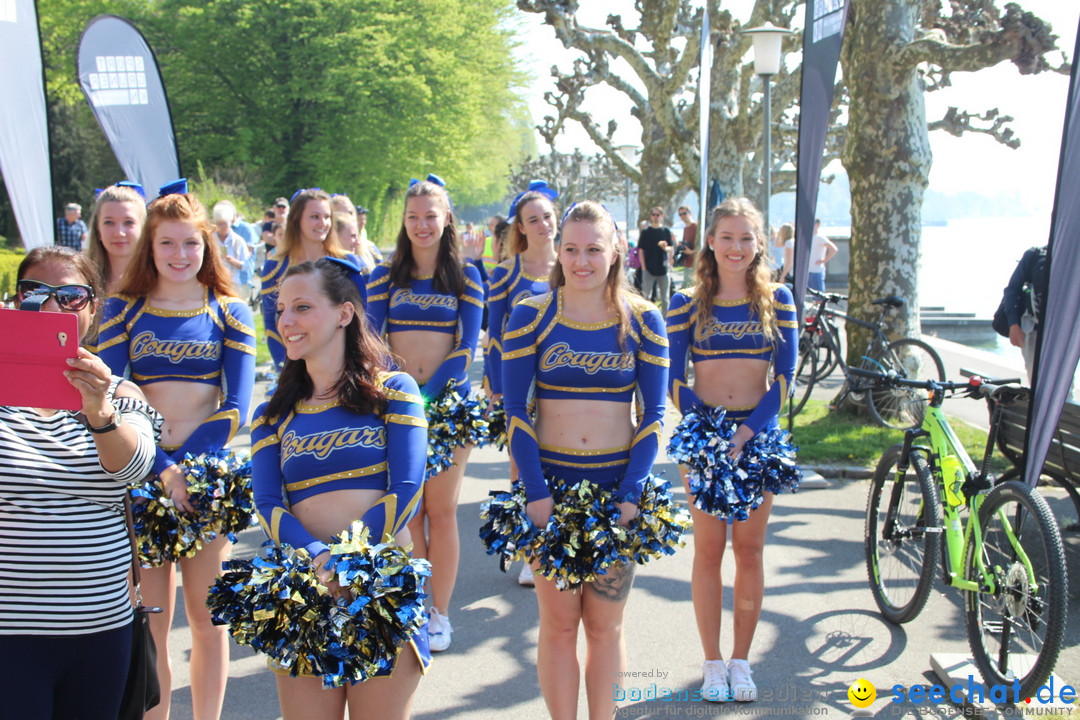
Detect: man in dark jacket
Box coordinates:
(1000, 245, 1049, 382)
(638, 206, 673, 313)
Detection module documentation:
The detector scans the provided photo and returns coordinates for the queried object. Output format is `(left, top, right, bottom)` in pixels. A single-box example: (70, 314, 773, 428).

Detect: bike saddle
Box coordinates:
(871, 295, 905, 308)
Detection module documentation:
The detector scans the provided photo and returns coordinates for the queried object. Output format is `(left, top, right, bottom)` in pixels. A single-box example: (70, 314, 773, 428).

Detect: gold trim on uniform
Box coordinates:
(284, 462, 388, 493)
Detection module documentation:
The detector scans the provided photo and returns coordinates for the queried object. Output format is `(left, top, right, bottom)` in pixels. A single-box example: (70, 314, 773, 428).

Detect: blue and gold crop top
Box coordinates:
(250, 371, 427, 558)
(665, 284, 798, 434)
(98, 288, 257, 476)
(365, 262, 484, 398)
(485, 255, 552, 395)
(501, 289, 669, 503)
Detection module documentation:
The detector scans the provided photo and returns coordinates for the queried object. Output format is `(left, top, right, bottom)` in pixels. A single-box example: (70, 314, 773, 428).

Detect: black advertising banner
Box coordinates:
(792, 0, 849, 316)
(0, 0, 53, 249)
(77, 15, 180, 197)
(1024, 18, 1080, 488)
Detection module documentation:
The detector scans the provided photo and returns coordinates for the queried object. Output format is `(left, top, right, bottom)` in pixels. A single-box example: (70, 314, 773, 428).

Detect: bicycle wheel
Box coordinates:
(964, 481, 1067, 699)
(786, 344, 817, 417)
(866, 338, 946, 430)
(812, 322, 842, 382)
(865, 445, 942, 624)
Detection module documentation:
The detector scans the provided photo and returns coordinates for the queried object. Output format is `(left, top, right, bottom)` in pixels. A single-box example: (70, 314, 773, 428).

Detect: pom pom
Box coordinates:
(478, 480, 540, 565)
(478, 475, 688, 591)
(481, 398, 507, 451)
(666, 406, 802, 522)
(424, 384, 488, 479)
(207, 523, 430, 688)
(130, 449, 254, 566)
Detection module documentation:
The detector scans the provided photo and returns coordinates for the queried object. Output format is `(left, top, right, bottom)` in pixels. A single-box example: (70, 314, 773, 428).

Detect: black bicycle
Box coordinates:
(787, 289, 946, 430)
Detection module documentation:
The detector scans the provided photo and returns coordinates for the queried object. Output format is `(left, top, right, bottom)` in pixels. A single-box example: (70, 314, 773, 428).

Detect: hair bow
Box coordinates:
(412, 172, 447, 187)
(158, 178, 188, 197)
(508, 179, 559, 218)
(116, 180, 146, 198)
(323, 256, 367, 298)
(290, 187, 323, 204)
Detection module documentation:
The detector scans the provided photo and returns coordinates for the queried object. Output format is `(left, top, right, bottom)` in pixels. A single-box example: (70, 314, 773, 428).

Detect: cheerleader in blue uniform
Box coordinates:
(97, 189, 256, 720)
(365, 177, 483, 653)
(260, 189, 365, 373)
(665, 198, 799, 704)
(484, 183, 559, 586)
(501, 202, 673, 720)
(249, 258, 428, 720)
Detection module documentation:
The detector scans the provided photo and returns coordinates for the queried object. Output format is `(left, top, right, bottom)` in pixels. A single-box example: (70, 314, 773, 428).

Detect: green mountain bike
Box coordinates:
(856, 370, 1067, 699)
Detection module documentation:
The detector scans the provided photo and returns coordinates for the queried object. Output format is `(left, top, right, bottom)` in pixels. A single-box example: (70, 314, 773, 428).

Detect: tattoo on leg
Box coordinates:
(588, 561, 635, 602)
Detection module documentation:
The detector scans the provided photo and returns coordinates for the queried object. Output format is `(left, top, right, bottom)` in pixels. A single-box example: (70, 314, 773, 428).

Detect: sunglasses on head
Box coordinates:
(16, 280, 95, 311)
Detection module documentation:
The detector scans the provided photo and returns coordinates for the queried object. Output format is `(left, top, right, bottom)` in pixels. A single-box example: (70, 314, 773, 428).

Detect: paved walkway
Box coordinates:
(159, 348, 1078, 718)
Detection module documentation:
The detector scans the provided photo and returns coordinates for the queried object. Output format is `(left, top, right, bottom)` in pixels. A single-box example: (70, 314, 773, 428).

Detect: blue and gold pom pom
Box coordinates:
(207, 523, 430, 688)
(667, 405, 801, 522)
(479, 475, 689, 590)
(130, 449, 254, 566)
(424, 383, 488, 479)
(481, 398, 507, 451)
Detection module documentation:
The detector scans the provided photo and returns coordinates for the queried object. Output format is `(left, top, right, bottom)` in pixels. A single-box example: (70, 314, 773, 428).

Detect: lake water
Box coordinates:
(830, 215, 1050, 365)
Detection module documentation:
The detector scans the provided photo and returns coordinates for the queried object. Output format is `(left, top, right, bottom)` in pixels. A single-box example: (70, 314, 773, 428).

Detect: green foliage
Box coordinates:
(0, 248, 28, 300)
(21, 0, 531, 243)
(790, 399, 1007, 474)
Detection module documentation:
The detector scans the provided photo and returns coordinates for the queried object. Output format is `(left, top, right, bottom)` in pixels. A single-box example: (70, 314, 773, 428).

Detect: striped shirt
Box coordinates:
(0, 381, 159, 635)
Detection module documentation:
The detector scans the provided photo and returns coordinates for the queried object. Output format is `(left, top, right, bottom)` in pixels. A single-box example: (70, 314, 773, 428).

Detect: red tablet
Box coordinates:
(0, 308, 82, 411)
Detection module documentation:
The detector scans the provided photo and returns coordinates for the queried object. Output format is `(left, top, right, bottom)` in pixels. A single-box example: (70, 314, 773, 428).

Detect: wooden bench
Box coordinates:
(991, 387, 1080, 530)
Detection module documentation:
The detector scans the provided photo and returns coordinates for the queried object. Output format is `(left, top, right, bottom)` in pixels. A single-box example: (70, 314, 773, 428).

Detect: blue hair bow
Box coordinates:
(323, 256, 367, 299)
(116, 180, 146, 198)
(409, 173, 446, 188)
(508, 179, 559, 218)
(290, 187, 323, 204)
(157, 178, 188, 197)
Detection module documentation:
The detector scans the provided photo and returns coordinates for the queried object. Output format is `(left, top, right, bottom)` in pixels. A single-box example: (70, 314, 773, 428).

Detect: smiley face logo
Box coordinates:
(848, 679, 876, 708)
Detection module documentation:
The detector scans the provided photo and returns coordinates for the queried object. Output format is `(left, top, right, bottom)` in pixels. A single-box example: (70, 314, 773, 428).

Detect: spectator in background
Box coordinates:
(212, 201, 252, 293)
(261, 197, 289, 247)
(482, 215, 506, 271)
(1000, 245, 1049, 384)
(56, 203, 88, 251)
(637, 206, 673, 313)
(776, 223, 794, 283)
(676, 205, 698, 289)
(782, 219, 836, 292)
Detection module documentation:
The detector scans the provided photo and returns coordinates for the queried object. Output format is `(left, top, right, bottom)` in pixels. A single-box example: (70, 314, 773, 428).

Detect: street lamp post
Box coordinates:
(743, 22, 792, 236)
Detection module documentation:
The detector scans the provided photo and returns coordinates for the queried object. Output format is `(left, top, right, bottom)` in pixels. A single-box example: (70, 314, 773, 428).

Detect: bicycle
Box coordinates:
(787, 289, 946, 430)
(859, 370, 1067, 699)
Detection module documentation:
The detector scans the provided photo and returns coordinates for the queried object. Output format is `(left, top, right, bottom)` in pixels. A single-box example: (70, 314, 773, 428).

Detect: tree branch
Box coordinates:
(927, 106, 1020, 149)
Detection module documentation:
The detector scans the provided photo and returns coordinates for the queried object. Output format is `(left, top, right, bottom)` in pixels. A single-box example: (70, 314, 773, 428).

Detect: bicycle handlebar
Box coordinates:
(806, 287, 847, 304)
(847, 367, 1024, 400)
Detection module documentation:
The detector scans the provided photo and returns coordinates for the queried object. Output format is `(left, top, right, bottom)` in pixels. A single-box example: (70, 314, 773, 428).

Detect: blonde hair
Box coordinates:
(551, 201, 633, 352)
(86, 185, 147, 287)
(692, 197, 777, 340)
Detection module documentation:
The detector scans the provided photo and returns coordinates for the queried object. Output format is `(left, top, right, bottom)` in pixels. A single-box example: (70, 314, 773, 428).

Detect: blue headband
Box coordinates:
(157, 178, 188, 198)
(290, 187, 323, 204)
(508, 180, 559, 219)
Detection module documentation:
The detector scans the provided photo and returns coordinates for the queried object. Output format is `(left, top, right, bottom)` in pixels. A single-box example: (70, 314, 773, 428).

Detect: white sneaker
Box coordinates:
(726, 659, 757, 702)
(701, 660, 732, 702)
(517, 563, 535, 586)
(428, 608, 453, 653)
